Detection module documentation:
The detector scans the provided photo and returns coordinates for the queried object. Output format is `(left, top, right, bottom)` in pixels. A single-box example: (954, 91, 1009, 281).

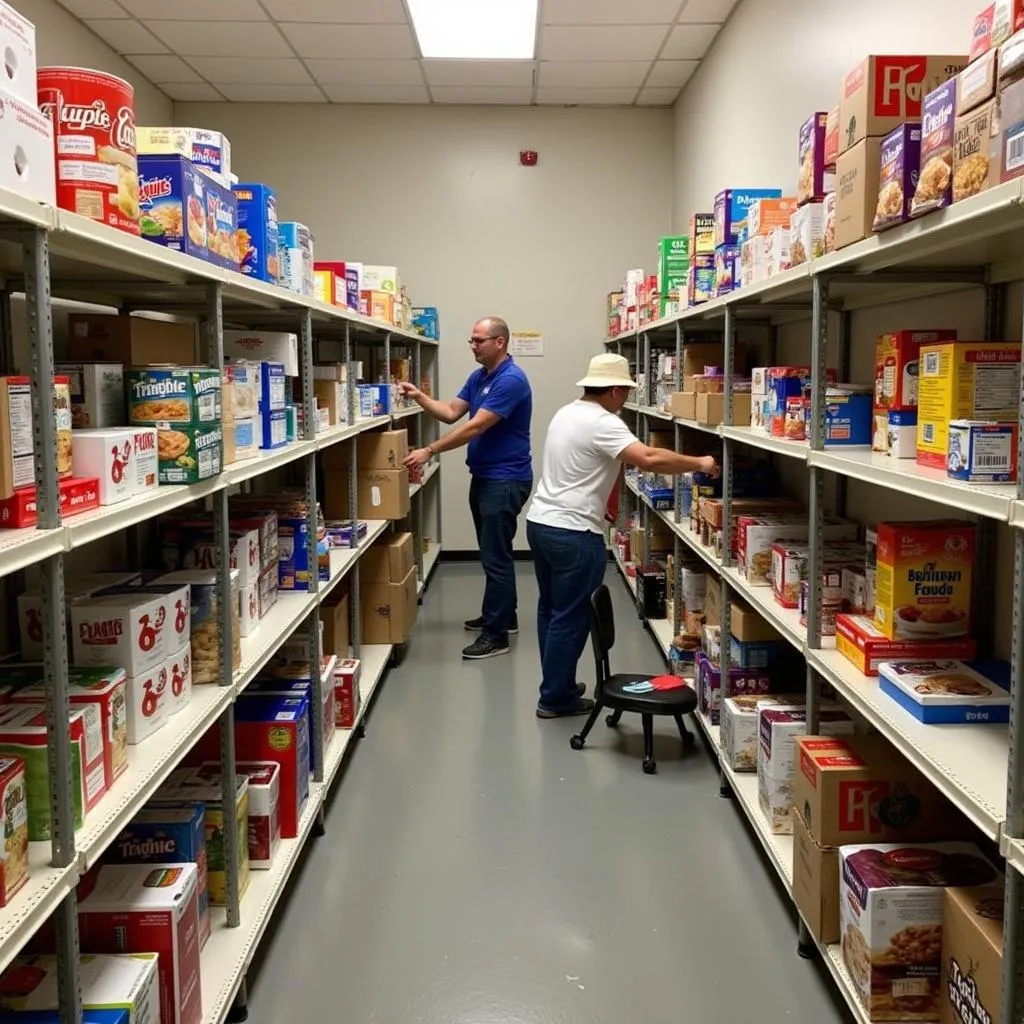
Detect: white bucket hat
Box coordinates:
(576, 353, 638, 389)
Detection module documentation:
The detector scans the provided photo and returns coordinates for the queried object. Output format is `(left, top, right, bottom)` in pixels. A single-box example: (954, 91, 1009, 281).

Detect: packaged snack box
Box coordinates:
(233, 183, 278, 284)
(136, 156, 208, 262)
(874, 123, 921, 230)
(720, 694, 803, 772)
(878, 658, 1010, 723)
(798, 112, 833, 204)
(835, 613, 978, 675)
(713, 188, 783, 247)
(873, 330, 956, 433)
(94, 582, 191, 659)
(125, 367, 221, 427)
(278, 221, 314, 297)
(947, 419, 1018, 481)
(693, 650, 770, 726)
(70, 587, 167, 681)
(0, 759, 28, 907)
(202, 174, 237, 271)
(136, 126, 230, 183)
(199, 761, 281, 870)
(953, 98, 999, 202)
(334, 658, 361, 728)
(689, 212, 714, 254)
(165, 647, 192, 717)
(55, 362, 124, 429)
(78, 864, 202, 1024)
(0, 376, 72, 500)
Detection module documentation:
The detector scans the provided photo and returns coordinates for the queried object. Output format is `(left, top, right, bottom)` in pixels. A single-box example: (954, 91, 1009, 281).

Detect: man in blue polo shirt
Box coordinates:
(400, 316, 533, 660)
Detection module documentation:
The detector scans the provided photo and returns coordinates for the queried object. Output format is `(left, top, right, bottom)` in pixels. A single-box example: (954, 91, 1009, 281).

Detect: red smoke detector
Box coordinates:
(520, 150, 538, 166)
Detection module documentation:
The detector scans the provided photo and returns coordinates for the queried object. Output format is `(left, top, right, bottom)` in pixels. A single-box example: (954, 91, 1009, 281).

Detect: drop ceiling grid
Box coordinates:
(59, 0, 737, 105)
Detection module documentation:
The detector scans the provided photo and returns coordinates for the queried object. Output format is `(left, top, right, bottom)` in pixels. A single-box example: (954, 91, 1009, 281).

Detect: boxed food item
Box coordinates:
(839, 55, 967, 152)
(167, 524, 260, 589)
(0, 2, 36, 105)
(0, 703, 104, 840)
(689, 212, 714, 254)
(94, 581, 191, 657)
(125, 367, 221, 427)
(362, 264, 400, 294)
(793, 806, 840, 944)
(738, 515, 857, 586)
(728, 636, 778, 670)
(873, 330, 956, 423)
(412, 305, 440, 340)
(947, 419, 1017, 481)
(713, 244, 739, 297)
(821, 386, 872, 445)
(136, 156, 209, 262)
(70, 590, 170, 675)
(230, 761, 281, 869)
(824, 105, 840, 166)
(713, 188, 783, 247)
(0, 758, 27, 907)
(917, 341, 1022, 467)
(201, 174, 237, 271)
(234, 695, 310, 838)
(939, 883, 1004, 1024)
(129, 428, 158, 495)
(77, 863, 203, 1024)
(136, 126, 231, 184)
(258, 360, 286, 412)
(843, 566, 875, 615)
(878, 659, 1009, 723)
(693, 650, 771, 726)
(362, 566, 418, 645)
(746, 197, 797, 237)
(0, 376, 71, 499)
(71, 428, 136, 506)
(223, 330, 298, 377)
(656, 235, 689, 313)
(798, 114, 833, 204)
(687, 254, 715, 306)
(823, 190, 837, 252)
(106, 803, 209, 948)
(279, 221, 314, 297)
(695, 392, 750, 427)
(720, 693, 803, 771)
(835, 613, 978, 675)
(165, 647, 192, 717)
(911, 81, 957, 218)
(789, 201, 824, 264)
(873, 123, 921, 230)
(834, 137, 883, 249)
(233, 183, 278, 284)
(259, 408, 287, 450)
(314, 266, 345, 307)
(958, 48, 997, 116)
(334, 658, 361, 728)
(0, 953, 160, 1023)
(54, 362, 124, 428)
(953, 98, 998, 202)
(993, 0, 1024, 51)
(838, 842, 998, 1022)
(874, 519, 974, 641)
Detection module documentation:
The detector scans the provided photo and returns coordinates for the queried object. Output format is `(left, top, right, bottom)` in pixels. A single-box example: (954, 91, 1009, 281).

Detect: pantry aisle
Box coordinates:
(244, 563, 848, 1024)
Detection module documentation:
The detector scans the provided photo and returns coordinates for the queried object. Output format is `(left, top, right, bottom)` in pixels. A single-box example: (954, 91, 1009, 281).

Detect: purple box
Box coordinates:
(713, 188, 782, 247)
(714, 244, 740, 297)
(797, 112, 831, 204)
(910, 81, 956, 217)
(695, 650, 770, 725)
(873, 123, 922, 231)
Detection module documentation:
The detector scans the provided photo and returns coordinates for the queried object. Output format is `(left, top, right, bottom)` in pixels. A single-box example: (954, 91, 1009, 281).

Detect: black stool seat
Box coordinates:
(602, 673, 698, 715)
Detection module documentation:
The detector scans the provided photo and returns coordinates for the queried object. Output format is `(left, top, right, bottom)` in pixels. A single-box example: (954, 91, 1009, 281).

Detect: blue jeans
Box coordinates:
(469, 477, 532, 643)
(527, 521, 608, 713)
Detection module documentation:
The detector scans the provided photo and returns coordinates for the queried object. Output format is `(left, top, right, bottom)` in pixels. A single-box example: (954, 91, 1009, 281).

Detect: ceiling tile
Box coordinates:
(637, 86, 680, 105)
(306, 58, 423, 86)
(543, 0, 681, 24)
(540, 25, 667, 60)
(536, 86, 639, 104)
(186, 56, 313, 84)
(538, 60, 649, 87)
(159, 81, 225, 100)
(324, 84, 430, 104)
(59, 0, 128, 18)
(661, 22, 721, 59)
(260, 0, 407, 22)
(119, 0, 263, 18)
(645, 59, 697, 87)
(277, 23, 416, 59)
(85, 19, 167, 52)
(430, 86, 533, 105)
(124, 53, 201, 82)
(215, 83, 326, 102)
(423, 60, 534, 87)
(677, 0, 737, 21)
(147, 20, 291, 56)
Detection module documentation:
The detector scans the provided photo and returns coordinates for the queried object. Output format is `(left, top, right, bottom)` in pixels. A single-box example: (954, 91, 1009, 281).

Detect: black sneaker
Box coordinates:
(536, 697, 596, 719)
(464, 613, 518, 635)
(462, 636, 510, 660)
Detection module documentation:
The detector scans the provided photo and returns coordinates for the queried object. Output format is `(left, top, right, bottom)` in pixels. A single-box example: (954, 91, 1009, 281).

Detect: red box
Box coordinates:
(973, 5, 996, 61)
(78, 863, 203, 1024)
(333, 658, 361, 728)
(0, 476, 99, 528)
(834, 613, 978, 675)
(873, 330, 957, 414)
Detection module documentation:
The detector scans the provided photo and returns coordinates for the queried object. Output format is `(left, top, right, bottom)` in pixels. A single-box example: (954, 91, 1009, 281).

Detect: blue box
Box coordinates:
(879, 659, 1010, 724)
(137, 155, 208, 262)
(0, 1013, 130, 1024)
(822, 388, 872, 446)
(260, 408, 287, 449)
(714, 188, 782, 247)
(233, 183, 279, 284)
(357, 384, 391, 417)
(412, 306, 439, 340)
(947, 420, 1018, 482)
(277, 513, 329, 591)
(714, 244, 740, 298)
(259, 360, 286, 411)
(203, 175, 238, 271)
(729, 636, 778, 670)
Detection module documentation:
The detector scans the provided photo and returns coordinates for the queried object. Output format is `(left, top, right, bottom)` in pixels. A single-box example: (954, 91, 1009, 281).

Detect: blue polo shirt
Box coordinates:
(457, 357, 532, 481)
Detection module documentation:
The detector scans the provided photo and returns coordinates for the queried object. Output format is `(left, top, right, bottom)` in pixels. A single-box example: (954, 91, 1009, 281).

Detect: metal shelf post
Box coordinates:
(718, 305, 735, 798)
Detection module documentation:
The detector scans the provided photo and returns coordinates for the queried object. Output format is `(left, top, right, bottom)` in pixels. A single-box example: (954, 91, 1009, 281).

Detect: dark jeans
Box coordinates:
(469, 477, 532, 643)
(527, 520, 608, 713)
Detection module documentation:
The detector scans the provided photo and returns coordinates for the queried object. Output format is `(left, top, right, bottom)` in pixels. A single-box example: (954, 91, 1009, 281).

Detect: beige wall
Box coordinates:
(176, 101, 675, 550)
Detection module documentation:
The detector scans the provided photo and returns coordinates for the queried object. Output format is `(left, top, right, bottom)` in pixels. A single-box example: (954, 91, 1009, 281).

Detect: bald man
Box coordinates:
(401, 316, 533, 661)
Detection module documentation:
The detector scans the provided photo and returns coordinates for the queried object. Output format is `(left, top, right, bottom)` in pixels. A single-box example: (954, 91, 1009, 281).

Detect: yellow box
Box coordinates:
(362, 290, 394, 324)
(915, 341, 1021, 468)
(314, 268, 344, 306)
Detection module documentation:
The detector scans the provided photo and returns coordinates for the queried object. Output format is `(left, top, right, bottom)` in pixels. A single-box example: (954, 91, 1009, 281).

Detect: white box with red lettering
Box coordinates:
(70, 592, 168, 675)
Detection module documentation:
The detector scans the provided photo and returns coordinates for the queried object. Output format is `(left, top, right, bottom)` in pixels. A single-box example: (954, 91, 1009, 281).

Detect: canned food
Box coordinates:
(37, 66, 139, 234)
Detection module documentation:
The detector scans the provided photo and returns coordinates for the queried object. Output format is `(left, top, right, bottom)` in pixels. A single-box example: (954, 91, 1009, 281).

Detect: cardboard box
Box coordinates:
(789, 201, 824, 264)
(55, 362, 124, 429)
(125, 367, 221, 427)
(695, 392, 750, 426)
(668, 391, 697, 420)
(362, 565, 418, 645)
(792, 808, 839, 945)
(940, 883, 1004, 1024)
(325, 467, 410, 521)
(223, 330, 298, 377)
(68, 314, 195, 366)
(361, 533, 414, 583)
(834, 137, 882, 249)
(356, 429, 409, 470)
(729, 600, 781, 642)
(958, 47, 997, 114)
(834, 613, 978, 675)
(839, 55, 967, 152)
(953, 98, 998, 201)
(320, 587, 350, 658)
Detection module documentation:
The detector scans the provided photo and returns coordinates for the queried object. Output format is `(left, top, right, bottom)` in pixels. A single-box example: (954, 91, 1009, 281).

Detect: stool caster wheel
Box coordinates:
(719, 781, 732, 798)
(797, 939, 816, 960)
(570, 735, 585, 750)
(682, 731, 696, 748)
(642, 758, 657, 775)
(605, 714, 619, 727)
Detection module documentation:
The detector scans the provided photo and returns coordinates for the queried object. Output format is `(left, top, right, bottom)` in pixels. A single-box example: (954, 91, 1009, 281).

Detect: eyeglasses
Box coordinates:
(468, 335, 500, 346)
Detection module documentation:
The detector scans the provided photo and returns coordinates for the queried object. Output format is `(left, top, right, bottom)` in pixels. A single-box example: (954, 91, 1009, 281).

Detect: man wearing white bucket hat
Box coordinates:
(526, 353, 718, 718)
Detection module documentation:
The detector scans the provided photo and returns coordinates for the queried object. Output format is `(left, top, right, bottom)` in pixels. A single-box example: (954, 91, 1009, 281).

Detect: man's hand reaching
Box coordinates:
(397, 381, 422, 401)
(698, 455, 720, 478)
(403, 447, 432, 469)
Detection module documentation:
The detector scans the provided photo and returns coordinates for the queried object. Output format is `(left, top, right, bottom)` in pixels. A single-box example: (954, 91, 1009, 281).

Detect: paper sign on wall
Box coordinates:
(510, 330, 544, 357)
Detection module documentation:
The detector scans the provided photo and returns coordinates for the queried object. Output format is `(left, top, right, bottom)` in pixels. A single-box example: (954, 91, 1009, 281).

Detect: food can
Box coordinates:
(37, 66, 139, 234)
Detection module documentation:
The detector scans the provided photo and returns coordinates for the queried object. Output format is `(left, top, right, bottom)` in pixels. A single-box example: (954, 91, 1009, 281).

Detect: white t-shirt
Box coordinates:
(527, 399, 639, 534)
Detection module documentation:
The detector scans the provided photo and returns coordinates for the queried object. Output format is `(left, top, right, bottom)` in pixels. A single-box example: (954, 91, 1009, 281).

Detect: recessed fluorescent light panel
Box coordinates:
(407, 0, 538, 59)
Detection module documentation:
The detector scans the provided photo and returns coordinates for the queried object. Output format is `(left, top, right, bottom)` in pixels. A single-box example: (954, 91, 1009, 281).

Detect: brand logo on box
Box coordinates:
(838, 780, 923, 833)
(873, 57, 927, 117)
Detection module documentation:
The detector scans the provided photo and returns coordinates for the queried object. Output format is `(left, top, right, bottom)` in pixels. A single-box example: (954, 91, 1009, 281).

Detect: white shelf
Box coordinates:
(648, 617, 675, 658)
(723, 566, 806, 651)
(316, 417, 390, 451)
(1004, 836, 1024, 876)
(612, 546, 636, 596)
(721, 761, 793, 889)
(820, 944, 870, 1024)
(693, 709, 720, 751)
(390, 406, 421, 421)
(235, 593, 317, 691)
(720, 425, 809, 460)
(656, 509, 723, 575)
(675, 417, 722, 436)
(807, 646, 1008, 840)
(0, 527, 65, 581)
(410, 461, 439, 498)
(418, 542, 441, 595)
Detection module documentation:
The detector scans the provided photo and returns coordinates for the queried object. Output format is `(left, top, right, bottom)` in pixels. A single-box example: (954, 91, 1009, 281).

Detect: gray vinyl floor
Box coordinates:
(244, 562, 850, 1024)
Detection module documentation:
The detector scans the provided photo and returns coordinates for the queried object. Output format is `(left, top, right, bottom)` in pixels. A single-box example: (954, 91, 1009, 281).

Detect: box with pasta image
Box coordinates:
(137, 155, 209, 262)
(152, 424, 222, 484)
(125, 367, 221, 427)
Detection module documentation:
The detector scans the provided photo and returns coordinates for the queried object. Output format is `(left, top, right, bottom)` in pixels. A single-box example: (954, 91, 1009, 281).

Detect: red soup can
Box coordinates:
(37, 66, 139, 235)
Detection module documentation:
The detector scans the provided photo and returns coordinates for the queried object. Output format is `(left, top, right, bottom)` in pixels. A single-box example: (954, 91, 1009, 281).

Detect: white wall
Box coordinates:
(176, 102, 674, 551)
(11, 0, 171, 123)
(672, 0, 980, 230)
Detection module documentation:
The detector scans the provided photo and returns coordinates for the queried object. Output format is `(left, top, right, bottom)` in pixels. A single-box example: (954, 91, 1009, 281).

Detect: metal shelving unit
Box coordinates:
(604, 176, 1024, 1024)
(0, 187, 444, 1023)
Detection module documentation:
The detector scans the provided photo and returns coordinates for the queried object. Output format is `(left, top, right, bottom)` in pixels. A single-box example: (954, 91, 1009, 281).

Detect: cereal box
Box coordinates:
(107, 804, 209, 948)
(54, 362, 124, 428)
(910, 81, 957, 217)
(0, 703, 104, 840)
(233, 183, 278, 284)
(78, 863, 203, 1024)
(0, 758, 28, 907)
(137, 156, 208, 262)
(789, 202, 824, 265)
(799, 113, 832, 204)
(874, 520, 975, 641)
(953, 98, 998, 202)
(839, 843, 998, 1022)
(125, 367, 221, 427)
(879, 659, 1010, 723)
(689, 212, 714, 254)
(200, 174, 236, 271)
(258, 361, 286, 412)
(873, 123, 921, 230)
(939, 883, 1004, 1024)
(947, 419, 1018, 481)
(137, 126, 230, 184)
(334, 658, 361, 728)
(0, 953, 160, 1023)
(71, 591, 168, 675)
(824, 105, 840, 167)
(714, 188, 783, 247)
(199, 761, 280, 870)
(713, 244, 739, 297)
(0, 376, 72, 499)
(836, 613, 977, 675)
(279, 221, 314, 297)
(720, 694, 803, 772)
(916, 341, 1021, 468)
